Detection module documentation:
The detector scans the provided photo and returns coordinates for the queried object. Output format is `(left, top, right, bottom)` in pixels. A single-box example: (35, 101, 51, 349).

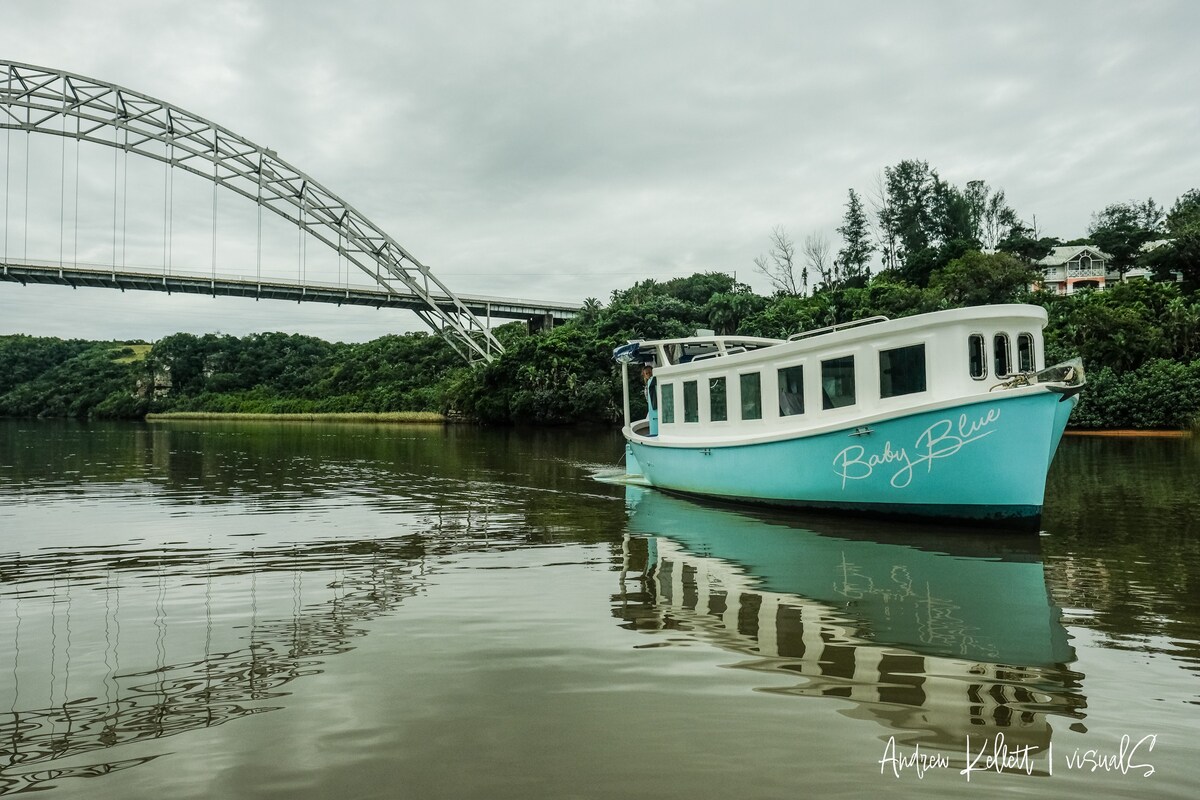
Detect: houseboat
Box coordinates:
(612, 305, 1084, 526)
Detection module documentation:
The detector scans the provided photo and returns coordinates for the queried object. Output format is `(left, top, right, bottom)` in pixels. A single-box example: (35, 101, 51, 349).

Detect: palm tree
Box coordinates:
(579, 297, 602, 324)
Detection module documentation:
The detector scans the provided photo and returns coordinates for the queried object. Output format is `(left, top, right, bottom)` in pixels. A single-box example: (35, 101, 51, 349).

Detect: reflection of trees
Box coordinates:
(0, 535, 427, 795)
(614, 536, 1086, 770)
(1042, 437, 1200, 671)
(0, 420, 626, 546)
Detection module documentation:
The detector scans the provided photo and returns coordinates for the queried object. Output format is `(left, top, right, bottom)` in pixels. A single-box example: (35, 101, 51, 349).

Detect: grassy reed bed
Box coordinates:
(145, 411, 446, 423)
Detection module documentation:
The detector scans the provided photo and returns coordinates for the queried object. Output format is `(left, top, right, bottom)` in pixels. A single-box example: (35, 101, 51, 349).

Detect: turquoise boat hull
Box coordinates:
(627, 391, 1077, 526)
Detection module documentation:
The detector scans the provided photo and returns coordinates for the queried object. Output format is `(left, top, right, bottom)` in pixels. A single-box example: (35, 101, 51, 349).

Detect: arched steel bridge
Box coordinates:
(0, 60, 579, 362)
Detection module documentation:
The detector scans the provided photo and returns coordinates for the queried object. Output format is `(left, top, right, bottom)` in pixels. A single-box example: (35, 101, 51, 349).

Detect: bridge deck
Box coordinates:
(0, 260, 579, 323)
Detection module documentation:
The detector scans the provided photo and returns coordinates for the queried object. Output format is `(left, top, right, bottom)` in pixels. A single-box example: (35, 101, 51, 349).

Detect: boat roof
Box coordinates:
(613, 335, 782, 367)
(632, 334, 783, 350)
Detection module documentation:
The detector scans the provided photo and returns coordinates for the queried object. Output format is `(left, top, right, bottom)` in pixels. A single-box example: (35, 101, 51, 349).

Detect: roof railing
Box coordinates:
(787, 315, 890, 342)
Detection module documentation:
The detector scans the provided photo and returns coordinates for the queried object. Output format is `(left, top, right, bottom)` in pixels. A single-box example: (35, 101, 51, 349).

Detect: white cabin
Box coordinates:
(627, 305, 1047, 444)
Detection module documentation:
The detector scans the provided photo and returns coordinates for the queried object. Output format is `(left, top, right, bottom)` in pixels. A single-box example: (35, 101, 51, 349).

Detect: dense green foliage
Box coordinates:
(1148, 189, 1200, 295)
(0, 336, 151, 419)
(2, 165, 1196, 430)
(1068, 359, 1200, 430)
(6, 263, 1195, 429)
(1087, 198, 1165, 276)
(1034, 280, 1200, 428)
(0, 331, 467, 419)
(143, 331, 461, 414)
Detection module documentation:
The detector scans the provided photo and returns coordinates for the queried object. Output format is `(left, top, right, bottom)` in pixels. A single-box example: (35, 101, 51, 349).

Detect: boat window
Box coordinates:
(683, 381, 699, 423)
(778, 365, 805, 416)
(821, 356, 856, 410)
(740, 373, 762, 420)
(709, 377, 728, 422)
(661, 383, 675, 424)
(968, 334, 987, 380)
(994, 334, 1012, 378)
(879, 344, 927, 399)
(1017, 333, 1035, 372)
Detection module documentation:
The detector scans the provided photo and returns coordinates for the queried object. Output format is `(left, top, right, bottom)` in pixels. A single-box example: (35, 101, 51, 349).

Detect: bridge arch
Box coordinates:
(0, 60, 503, 362)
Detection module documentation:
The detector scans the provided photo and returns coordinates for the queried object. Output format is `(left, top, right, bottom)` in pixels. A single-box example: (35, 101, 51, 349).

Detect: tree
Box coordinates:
(878, 159, 938, 279)
(835, 188, 874, 286)
(754, 226, 805, 295)
(1166, 189, 1200, 235)
(867, 171, 898, 271)
(928, 251, 1037, 307)
(965, 180, 1020, 251)
(931, 181, 978, 265)
(579, 297, 602, 324)
(997, 214, 1058, 264)
(803, 232, 834, 289)
(1040, 281, 1177, 373)
(1146, 188, 1200, 295)
(1087, 198, 1165, 276)
(875, 159, 978, 286)
(704, 291, 768, 335)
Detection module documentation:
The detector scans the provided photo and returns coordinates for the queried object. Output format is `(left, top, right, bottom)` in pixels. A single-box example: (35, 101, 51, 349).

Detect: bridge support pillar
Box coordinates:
(527, 312, 557, 334)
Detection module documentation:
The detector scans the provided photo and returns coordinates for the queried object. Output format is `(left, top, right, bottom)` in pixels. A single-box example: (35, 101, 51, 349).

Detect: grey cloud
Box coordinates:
(2, 0, 1198, 341)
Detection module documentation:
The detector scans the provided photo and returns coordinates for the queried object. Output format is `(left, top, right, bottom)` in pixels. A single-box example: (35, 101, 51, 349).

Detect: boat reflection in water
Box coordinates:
(614, 487, 1085, 771)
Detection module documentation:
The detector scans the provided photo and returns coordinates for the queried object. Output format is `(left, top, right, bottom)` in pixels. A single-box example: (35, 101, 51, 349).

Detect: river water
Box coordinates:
(0, 420, 1196, 798)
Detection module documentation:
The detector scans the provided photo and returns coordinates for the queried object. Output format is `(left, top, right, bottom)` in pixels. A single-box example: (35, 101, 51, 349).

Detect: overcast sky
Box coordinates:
(2, 0, 1198, 342)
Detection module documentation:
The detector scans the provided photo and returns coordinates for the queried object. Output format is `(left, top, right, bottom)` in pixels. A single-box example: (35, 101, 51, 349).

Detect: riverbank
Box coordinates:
(1064, 429, 1193, 438)
(145, 411, 446, 423)
(29, 411, 1199, 436)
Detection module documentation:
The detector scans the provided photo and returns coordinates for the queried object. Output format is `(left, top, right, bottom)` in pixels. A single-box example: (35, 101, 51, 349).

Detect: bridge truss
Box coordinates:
(0, 60, 506, 362)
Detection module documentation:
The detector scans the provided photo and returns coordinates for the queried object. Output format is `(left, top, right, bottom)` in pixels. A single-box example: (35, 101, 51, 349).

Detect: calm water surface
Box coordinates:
(0, 420, 1196, 798)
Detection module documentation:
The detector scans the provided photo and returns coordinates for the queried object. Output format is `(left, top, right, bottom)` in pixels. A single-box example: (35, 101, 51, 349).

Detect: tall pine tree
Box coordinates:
(836, 188, 874, 286)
